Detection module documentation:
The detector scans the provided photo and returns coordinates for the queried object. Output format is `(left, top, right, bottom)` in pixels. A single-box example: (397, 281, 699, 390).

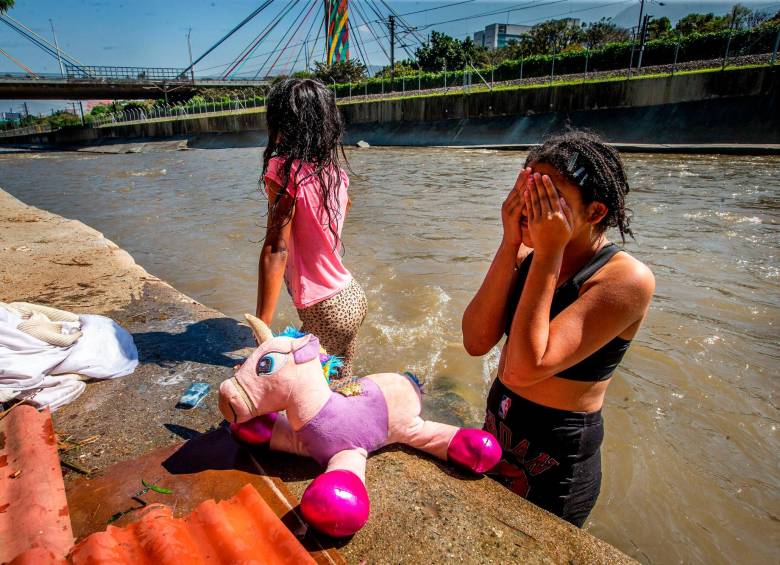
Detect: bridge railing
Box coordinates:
(65, 64, 191, 82)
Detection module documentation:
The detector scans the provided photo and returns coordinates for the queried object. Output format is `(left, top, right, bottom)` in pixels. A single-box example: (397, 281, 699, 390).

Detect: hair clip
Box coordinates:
(571, 165, 588, 187)
(566, 152, 579, 173)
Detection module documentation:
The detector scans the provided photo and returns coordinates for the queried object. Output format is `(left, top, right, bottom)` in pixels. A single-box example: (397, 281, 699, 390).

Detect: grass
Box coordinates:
(334, 62, 774, 106)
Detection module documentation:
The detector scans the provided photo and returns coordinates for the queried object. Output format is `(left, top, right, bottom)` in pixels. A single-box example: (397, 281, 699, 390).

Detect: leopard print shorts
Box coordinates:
(297, 278, 367, 379)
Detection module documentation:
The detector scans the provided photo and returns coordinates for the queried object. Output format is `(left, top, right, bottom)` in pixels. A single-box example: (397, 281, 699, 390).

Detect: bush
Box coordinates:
(327, 24, 779, 96)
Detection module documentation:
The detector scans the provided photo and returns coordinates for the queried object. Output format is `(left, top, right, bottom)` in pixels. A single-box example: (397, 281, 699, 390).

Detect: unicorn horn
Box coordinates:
(244, 313, 274, 344)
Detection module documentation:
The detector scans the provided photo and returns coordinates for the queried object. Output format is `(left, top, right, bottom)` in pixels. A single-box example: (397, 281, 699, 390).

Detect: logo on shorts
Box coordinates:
(498, 395, 512, 419)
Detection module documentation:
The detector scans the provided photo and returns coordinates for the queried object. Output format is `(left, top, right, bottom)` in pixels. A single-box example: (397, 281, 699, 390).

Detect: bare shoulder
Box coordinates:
(587, 249, 655, 304)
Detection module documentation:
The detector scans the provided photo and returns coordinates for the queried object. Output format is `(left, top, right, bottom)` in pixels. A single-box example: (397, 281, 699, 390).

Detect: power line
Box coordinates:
(349, 15, 373, 72)
(202, 0, 639, 77)
(414, 0, 570, 31)
(378, 0, 426, 45)
(184, 0, 275, 74)
(396, 0, 478, 18)
(352, 0, 391, 59)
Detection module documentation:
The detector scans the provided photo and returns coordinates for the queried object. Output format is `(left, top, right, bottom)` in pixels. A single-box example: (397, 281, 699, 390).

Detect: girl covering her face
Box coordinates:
(463, 130, 655, 526)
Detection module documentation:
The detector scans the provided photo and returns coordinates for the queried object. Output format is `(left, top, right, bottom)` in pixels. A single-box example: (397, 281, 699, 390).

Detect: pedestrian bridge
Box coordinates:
(0, 65, 269, 100)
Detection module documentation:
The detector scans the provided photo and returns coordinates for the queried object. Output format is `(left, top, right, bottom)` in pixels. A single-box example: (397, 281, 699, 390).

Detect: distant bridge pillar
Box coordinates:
(325, 0, 349, 64)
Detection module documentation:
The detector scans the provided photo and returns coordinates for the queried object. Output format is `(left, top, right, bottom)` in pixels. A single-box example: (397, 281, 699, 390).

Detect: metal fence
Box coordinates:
(327, 27, 780, 100)
(0, 123, 56, 138)
(90, 93, 266, 127)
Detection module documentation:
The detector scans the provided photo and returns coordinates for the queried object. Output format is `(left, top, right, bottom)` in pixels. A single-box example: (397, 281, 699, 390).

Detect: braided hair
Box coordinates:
(261, 78, 348, 249)
(525, 130, 633, 242)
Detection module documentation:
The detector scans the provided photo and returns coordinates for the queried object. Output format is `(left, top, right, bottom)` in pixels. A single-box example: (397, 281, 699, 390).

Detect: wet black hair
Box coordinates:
(525, 130, 633, 242)
(261, 78, 348, 247)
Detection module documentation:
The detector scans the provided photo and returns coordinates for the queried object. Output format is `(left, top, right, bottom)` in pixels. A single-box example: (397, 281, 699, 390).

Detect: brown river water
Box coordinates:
(0, 146, 777, 563)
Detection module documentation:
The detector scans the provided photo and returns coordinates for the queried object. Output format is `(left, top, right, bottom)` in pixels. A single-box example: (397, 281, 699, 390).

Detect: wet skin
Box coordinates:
(468, 162, 655, 413)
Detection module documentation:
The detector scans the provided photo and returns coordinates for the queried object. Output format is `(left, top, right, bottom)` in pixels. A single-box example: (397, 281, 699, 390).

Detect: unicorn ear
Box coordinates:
(244, 314, 274, 344)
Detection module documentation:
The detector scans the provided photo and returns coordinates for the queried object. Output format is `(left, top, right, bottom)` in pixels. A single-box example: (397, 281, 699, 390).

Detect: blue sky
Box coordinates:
(2, 1, 779, 114)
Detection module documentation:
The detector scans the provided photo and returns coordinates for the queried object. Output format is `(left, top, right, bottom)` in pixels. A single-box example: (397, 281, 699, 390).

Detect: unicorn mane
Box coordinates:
(278, 326, 342, 383)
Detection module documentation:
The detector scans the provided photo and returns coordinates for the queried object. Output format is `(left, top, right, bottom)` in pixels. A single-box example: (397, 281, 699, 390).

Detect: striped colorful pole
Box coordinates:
(325, 0, 349, 64)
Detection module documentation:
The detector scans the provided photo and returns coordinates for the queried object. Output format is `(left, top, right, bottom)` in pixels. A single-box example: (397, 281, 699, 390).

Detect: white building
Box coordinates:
(473, 24, 531, 49)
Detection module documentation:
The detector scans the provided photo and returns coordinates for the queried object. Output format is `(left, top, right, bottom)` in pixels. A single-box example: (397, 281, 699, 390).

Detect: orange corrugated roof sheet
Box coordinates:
(0, 405, 74, 563)
(68, 483, 316, 565)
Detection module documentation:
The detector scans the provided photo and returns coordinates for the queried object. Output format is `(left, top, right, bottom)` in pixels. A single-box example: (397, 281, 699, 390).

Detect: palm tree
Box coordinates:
(0, 1, 15, 13)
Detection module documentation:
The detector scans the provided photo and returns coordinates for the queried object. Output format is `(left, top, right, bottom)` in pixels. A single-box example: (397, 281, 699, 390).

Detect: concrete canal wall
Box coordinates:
(340, 66, 779, 146)
(3, 66, 778, 149)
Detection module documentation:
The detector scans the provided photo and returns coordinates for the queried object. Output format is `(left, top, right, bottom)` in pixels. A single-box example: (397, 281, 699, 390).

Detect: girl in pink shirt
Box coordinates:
(256, 78, 366, 379)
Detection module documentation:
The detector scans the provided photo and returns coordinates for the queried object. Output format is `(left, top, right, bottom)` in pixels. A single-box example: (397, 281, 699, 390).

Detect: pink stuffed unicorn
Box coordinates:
(218, 314, 501, 537)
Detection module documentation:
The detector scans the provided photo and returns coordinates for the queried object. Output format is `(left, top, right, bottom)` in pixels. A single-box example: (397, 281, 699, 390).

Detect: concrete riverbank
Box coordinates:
(2, 66, 777, 152)
(0, 187, 634, 563)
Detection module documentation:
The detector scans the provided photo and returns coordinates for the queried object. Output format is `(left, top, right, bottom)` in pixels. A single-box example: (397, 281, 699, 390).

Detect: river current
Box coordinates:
(1, 146, 777, 564)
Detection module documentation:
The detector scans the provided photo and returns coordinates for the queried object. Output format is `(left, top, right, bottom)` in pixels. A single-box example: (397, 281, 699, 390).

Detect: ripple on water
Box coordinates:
(0, 147, 778, 565)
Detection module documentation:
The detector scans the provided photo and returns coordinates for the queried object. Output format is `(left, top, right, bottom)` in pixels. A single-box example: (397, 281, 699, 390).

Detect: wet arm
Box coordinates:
(462, 242, 528, 356)
(463, 168, 532, 356)
(256, 179, 294, 325)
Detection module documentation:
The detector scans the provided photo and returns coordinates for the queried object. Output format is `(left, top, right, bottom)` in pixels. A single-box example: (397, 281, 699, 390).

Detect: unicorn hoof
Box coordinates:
(228, 412, 278, 445)
(447, 428, 502, 474)
(300, 470, 370, 537)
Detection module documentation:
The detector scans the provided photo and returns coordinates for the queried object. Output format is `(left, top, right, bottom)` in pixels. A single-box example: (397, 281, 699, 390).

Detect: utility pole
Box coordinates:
(637, 14, 650, 72)
(389, 15, 395, 85)
(78, 101, 85, 125)
(187, 28, 195, 81)
(722, 4, 738, 70)
(628, 0, 645, 75)
(23, 102, 29, 119)
(50, 19, 65, 77)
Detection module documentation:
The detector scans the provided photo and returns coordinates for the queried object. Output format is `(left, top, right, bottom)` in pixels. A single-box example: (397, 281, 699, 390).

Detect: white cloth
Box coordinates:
(52, 315, 138, 379)
(0, 305, 138, 411)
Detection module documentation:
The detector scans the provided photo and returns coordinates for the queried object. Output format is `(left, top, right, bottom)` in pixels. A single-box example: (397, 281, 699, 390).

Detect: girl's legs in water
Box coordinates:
(297, 279, 367, 379)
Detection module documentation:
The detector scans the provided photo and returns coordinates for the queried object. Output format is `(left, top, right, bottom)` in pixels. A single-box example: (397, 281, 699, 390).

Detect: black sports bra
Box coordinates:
(504, 243, 631, 382)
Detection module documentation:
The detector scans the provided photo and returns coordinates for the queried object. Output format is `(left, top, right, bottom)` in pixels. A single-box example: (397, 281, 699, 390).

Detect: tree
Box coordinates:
(581, 18, 629, 49)
(292, 70, 315, 79)
(376, 61, 419, 78)
(646, 16, 672, 40)
(520, 19, 583, 55)
(497, 39, 525, 62)
(744, 10, 770, 28)
(87, 104, 111, 117)
(44, 110, 80, 129)
(675, 13, 728, 35)
(725, 4, 753, 30)
(0, 0, 14, 13)
(313, 59, 367, 83)
(414, 31, 484, 71)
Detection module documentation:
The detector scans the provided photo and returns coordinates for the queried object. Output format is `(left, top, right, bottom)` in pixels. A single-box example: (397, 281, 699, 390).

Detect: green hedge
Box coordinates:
(330, 24, 780, 96)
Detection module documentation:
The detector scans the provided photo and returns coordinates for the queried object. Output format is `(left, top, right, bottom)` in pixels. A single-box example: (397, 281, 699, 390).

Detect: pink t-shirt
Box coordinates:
(265, 156, 352, 309)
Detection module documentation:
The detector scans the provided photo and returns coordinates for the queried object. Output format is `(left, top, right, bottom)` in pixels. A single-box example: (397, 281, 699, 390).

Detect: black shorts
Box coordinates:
(484, 378, 604, 527)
